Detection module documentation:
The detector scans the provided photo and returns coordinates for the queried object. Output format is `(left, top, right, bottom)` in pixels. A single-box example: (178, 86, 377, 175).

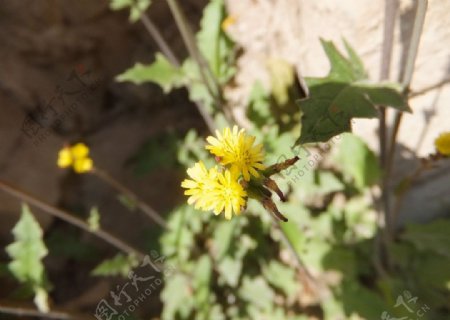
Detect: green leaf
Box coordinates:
(211, 219, 237, 261)
(109, 0, 151, 23)
(334, 133, 381, 189)
(296, 40, 408, 145)
(92, 253, 139, 277)
(401, 219, 450, 258)
(263, 261, 299, 300)
(217, 256, 242, 287)
(321, 39, 366, 82)
(161, 273, 193, 320)
(6, 205, 48, 286)
(266, 58, 295, 105)
(193, 255, 213, 313)
(117, 194, 138, 211)
(239, 276, 275, 311)
(6, 204, 49, 312)
(196, 0, 234, 80)
(117, 53, 185, 92)
(87, 207, 100, 231)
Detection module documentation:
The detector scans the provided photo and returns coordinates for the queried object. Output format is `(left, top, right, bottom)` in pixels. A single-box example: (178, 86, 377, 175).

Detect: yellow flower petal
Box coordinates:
(205, 126, 266, 181)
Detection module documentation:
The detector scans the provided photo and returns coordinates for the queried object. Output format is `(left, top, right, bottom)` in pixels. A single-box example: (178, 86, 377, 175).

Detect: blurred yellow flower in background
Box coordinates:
(206, 126, 265, 181)
(57, 143, 93, 173)
(434, 131, 450, 156)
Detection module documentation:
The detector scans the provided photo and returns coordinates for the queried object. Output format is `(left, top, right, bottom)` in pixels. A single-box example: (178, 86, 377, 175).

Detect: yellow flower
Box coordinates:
(206, 126, 265, 181)
(211, 169, 247, 219)
(57, 143, 93, 173)
(434, 132, 450, 156)
(181, 161, 219, 211)
(181, 161, 247, 219)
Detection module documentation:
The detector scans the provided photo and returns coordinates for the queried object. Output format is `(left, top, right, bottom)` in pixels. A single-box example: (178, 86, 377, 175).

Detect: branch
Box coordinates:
(92, 167, 168, 230)
(385, 0, 428, 232)
(0, 180, 145, 260)
(0, 304, 85, 320)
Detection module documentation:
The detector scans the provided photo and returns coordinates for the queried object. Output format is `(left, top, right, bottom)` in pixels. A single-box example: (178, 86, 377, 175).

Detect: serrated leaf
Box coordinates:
(6, 205, 47, 286)
(6, 204, 49, 312)
(92, 253, 138, 277)
(117, 53, 185, 92)
(334, 133, 381, 189)
(296, 40, 408, 145)
(401, 219, 450, 258)
(109, 0, 151, 23)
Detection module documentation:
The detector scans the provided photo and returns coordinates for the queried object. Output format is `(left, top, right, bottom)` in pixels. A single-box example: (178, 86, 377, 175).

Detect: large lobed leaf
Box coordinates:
(296, 40, 410, 145)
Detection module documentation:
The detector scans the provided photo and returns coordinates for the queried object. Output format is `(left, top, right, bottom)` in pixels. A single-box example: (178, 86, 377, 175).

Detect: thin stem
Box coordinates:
(165, 0, 222, 106)
(386, 0, 428, 183)
(409, 77, 450, 98)
(0, 180, 145, 260)
(137, 11, 217, 131)
(139, 14, 180, 66)
(378, 0, 398, 254)
(270, 215, 316, 289)
(92, 168, 168, 230)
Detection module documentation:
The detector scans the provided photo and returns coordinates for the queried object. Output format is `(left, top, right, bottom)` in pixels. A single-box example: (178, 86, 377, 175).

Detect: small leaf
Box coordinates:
(87, 207, 100, 231)
(92, 253, 139, 277)
(117, 194, 138, 211)
(109, 0, 152, 23)
(34, 287, 49, 313)
(117, 53, 185, 92)
(266, 58, 295, 105)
